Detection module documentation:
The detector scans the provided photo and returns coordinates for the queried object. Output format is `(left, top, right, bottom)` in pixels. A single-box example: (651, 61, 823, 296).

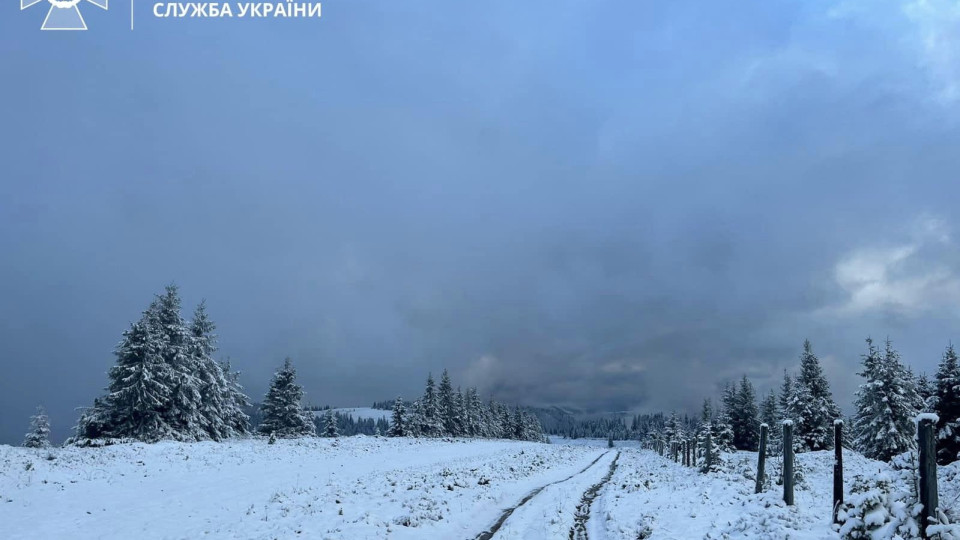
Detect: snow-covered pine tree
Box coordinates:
(512, 406, 524, 440)
(935, 344, 960, 464)
(323, 408, 339, 438)
(437, 370, 460, 437)
(791, 340, 841, 451)
(388, 396, 406, 437)
(421, 374, 443, 437)
(731, 376, 760, 451)
(219, 360, 251, 436)
(712, 400, 735, 453)
(462, 388, 479, 437)
(104, 306, 179, 442)
(154, 285, 205, 441)
(258, 358, 315, 438)
(778, 370, 794, 423)
(187, 301, 231, 440)
(453, 387, 466, 437)
(853, 338, 920, 461)
(759, 390, 780, 454)
(664, 411, 684, 446)
(403, 399, 425, 437)
(23, 406, 51, 448)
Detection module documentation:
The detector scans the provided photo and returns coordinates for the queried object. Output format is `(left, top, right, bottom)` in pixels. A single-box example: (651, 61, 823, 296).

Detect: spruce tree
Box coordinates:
(759, 390, 780, 454)
(187, 301, 232, 440)
(437, 370, 459, 436)
(402, 399, 420, 437)
(935, 344, 960, 464)
(149, 286, 207, 440)
(388, 396, 406, 437)
(323, 408, 339, 438)
(420, 374, 443, 437)
(791, 340, 841, 451)
(23, 406, 51, 448)
(778, 370, 794, 422)
(104, 307, 178, 441)
(258, 358, 315, 438)
(731, 376, 760, 451)
(853, 338, 920, 461)
(220, 360, 251, 436)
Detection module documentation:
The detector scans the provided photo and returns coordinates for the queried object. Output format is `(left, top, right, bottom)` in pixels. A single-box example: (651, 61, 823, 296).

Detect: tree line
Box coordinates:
(22, 285, 544, 447)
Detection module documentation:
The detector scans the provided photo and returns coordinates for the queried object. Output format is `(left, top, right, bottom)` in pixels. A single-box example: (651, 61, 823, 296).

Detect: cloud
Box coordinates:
(825, 215, 960, 317)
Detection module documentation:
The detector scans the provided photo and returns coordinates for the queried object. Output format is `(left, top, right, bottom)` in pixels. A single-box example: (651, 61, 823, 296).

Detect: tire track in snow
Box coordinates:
(569, 451, 620, 540)
(473, 450, 613, 540)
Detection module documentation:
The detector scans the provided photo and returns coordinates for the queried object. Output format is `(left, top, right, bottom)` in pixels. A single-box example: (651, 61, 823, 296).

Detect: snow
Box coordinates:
(0, 437, 604, 539)
(916, 412, 940, 423)
(6, 436, 960, 539)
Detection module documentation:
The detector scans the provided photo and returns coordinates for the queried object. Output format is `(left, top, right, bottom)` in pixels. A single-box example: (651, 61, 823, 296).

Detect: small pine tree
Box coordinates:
(23, 406, 51, 448)
(258, 358, 315, 438)
(730, 376, 760, 451)
(420, 374, 443, 437)
(323, 408, 339, 438)
(759, 390, 780, 454)
(792, 340, 841, 451)
(388, 396, 406, 437)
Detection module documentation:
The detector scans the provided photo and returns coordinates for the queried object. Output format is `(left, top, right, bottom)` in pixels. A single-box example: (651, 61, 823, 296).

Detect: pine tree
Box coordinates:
(23, 406, 51, 448)
(420, 374, 443, 437)
(388, 396, 406, 437)
(712, 385, 735, 452)
(258, 358, 315, 438)
(188, 301, 231, 440)
(759, 390, 780, 454)
(935, 344, 960, 464)
(323, 408, 339, 438)
(791, 340, 841, 451)
(730, 376, 760, 451)
(154, 285, 206, 441)
(220, 360, 251, 436)
(403, 399, 423, 437)
(853, 338, 920, 461)
(778, 370, 794, 422)
(437, 370, 459, 436)
(104, 307, 178, 441)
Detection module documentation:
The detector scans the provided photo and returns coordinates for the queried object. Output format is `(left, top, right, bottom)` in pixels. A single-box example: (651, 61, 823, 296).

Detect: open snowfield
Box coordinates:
(4, 436, 944, 540)
(0, 437, 608, 540)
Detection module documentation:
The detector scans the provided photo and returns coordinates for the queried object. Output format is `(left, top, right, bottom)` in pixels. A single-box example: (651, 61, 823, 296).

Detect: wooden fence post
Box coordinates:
(755, 423, 768, 494)
(918, 414, 939, 538)
(783, 420, 794, 506)
(833, 420, 843, 524)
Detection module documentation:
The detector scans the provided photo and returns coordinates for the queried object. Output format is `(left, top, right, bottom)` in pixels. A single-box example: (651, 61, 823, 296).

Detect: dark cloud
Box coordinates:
(3, 0, 960, 443)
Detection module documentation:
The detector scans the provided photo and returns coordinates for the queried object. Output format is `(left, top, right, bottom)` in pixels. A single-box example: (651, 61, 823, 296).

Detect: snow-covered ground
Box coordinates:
(0, 437, 605, 539)
(3, 436, 941, 539)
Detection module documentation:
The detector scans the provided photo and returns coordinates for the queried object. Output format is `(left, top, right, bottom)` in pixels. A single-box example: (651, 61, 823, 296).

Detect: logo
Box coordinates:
(21, 0, 108, 30)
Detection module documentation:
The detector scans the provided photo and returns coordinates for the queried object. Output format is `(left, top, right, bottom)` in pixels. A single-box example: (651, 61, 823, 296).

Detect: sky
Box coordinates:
(2, 0, 960, 444)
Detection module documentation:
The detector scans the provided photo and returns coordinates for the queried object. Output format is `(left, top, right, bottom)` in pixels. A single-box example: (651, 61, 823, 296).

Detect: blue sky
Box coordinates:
(2, 0, 960, 444)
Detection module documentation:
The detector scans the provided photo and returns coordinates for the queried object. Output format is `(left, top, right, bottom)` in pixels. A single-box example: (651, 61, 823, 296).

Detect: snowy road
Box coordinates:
(474, 450, 617, 540)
